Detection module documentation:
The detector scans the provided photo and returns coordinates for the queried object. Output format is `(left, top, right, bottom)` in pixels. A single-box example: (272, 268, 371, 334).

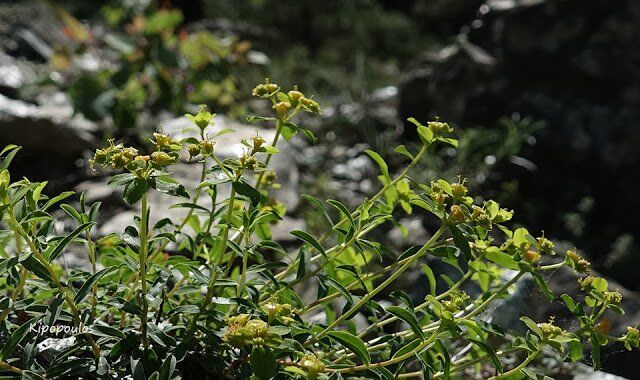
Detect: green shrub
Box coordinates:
(0, 80, 637, 379)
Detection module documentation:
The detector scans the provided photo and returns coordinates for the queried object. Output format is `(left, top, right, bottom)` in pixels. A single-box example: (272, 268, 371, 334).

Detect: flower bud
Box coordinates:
(448, 205, 465, 224)
(252, 79, 279, 98)
(451, 180, 468, 200)
(240, 154, 257, 170)
(300, 97, 320, 113)
(273, 101, 291, 119)
(299, 354, 325, 377)
(188, 143, 201, 158)
(152, 133, 172, 149)
(111, 152, 129, 169)
(151, 151, 176, 166)
(428, 120, 453, 135)
(288, 89, 304, 106)
(566, 249, 591, 274)
(578, 275, 594, 291)
(122, 147, 139, 160)
(93, 148, 109, 166)
(252, 135, 266, 152)
(538, 319, 563, 340)
(524, 249, 541, 264)
(537, 236, 554, 254)
(604, 290, 622, 305)
(199, 140, 215, 155)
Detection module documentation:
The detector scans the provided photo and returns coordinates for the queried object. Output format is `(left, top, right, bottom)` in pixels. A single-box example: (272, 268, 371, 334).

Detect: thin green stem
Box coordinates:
(139, 192, 150, 350)
(307, 225, 445, 345)
(488, 347, 540, 380)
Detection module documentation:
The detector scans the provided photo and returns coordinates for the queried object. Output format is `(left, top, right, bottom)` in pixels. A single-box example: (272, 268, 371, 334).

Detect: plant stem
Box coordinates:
(307, 225, 445, 345)
(338, 331, 439, 373)
(187, 185, 236, 336)
(139, 192, 150, 350)
(7, 209, 101, 358)
(487, 347, 540, 380)
(0, 361, 22, 375)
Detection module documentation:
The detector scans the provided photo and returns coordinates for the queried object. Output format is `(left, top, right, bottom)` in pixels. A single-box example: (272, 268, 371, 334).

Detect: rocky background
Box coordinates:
(1, 0, 639, 378)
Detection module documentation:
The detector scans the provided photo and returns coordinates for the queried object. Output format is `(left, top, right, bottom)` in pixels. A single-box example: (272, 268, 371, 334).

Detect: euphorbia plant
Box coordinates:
(0, 80, 638, 379)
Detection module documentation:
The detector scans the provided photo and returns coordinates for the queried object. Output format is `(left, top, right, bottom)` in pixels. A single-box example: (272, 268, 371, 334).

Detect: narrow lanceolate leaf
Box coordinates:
(365, 150, 390, 183)
(449, 225, 471, 260)
(74, 266, 119, 304)
(0, 319, 36, 361)
(48, 222, 95, 262)
(290, 230, 325, 256)
(468, 339, 503, 374)
(387, 305, 425, 339)
(590, 331, 601, 370)
(90, 324, 126, 339)
(327, 199, 355, 228)
(328, 331, 371, 365)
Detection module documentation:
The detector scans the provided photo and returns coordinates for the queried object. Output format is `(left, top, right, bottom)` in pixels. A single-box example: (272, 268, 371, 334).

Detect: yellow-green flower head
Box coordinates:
(604, 290, 623, 305)
(122, 147, 139, 160)
(566, 249, 591, 274)
(151, 151, 176, 166)
(578, 275, 594, 291)
(538, 319, 563, 340)
(448, 204, 466, 224)
(537, 236, 555, 254)
(288, 88, 304, 106)
(299, 353, 325, 377)
(152, 133, 172, 149)
(188, 143, 201, 158)
(252, 135, 266, 151)
(240, 153, 257, 170)
(273, 101, 291, 119)
(428, 120, 453, 135)
(524, 249, 541, 264)
(252, 79, 279, 98)
(199, 139, 215, 155)
(300, 97, 320, 113)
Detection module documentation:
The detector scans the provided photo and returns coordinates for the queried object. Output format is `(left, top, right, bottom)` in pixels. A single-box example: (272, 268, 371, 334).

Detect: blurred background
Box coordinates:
(0, 0, 639, 377)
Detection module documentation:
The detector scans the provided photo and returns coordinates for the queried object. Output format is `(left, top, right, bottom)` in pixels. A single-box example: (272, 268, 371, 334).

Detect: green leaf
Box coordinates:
(468, 339, 503, 373)
(485, 248, 519, 270)
(0, 319, 35, 361)
(531, 272, 554, 302)
(328, 331, 371, 365)
(449, 225, 471, 260)
(0, 145, 21, 170)
(520, 316, 542, 337)
(123, 178, 148, 205)
(365, 150, 390, 183)
(327, 199, 354, 228)
(590, 331, 601, 370)
(107, 173, 136, 187)
(394, 145, 414, 160)
(250, 346, 277, 380)
(387, 305, 424, 339)
(290, 230, 325, 256)
(280, 122, 298, 141)
(233, 181, 261, 206)
(567, 339, 583, 362)
(90, 324, 126, 339)
(74, 266, 118, 304)
(21, 255, 53, 282)
(49, 222, 95, 262)
(150, 176, 189, 198)
(420, 264, 437, 297)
